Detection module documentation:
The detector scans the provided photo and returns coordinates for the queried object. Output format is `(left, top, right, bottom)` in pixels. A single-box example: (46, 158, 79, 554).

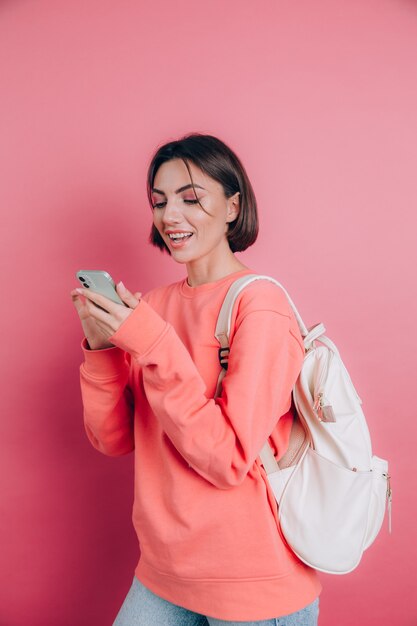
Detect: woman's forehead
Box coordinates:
(153, 159, 218, 192)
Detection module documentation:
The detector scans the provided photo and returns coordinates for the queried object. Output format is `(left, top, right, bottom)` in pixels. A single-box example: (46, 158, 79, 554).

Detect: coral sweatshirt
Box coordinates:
(79, 268, 321, 621)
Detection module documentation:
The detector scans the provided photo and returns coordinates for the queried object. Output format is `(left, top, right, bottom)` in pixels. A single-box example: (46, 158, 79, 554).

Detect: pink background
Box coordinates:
(1, 0, 416, 624)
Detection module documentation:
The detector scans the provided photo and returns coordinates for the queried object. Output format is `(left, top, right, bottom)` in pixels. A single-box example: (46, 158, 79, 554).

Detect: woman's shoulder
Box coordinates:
(231, 276, 304, 353)
(234, 276, 294, 319)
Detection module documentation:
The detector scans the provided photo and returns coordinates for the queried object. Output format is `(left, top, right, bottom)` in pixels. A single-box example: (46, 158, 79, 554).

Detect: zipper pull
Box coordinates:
(385, 473, 392, 533)
(314, 392, 336, 423)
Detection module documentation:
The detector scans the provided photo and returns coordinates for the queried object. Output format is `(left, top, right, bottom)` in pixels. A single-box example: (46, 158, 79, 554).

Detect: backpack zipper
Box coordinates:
(384, 473, 392, 533)
(313, 392, 336, 422)
(313, 349, 336, 422)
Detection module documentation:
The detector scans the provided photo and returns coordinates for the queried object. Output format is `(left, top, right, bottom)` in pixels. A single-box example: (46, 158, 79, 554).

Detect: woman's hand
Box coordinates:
(70, 282, 142, 350)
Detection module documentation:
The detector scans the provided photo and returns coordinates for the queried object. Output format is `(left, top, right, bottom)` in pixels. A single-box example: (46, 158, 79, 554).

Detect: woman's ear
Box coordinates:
(226, 192, 240, 223)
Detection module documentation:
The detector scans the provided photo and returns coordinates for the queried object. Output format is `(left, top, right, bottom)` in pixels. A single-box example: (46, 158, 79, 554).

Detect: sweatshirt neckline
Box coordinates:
(179, 268, 254, 298)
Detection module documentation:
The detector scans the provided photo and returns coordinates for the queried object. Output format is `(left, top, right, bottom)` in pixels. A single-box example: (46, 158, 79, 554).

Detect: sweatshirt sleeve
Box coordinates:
(79, 338, 135, 456)
(107, 287, 304, 488)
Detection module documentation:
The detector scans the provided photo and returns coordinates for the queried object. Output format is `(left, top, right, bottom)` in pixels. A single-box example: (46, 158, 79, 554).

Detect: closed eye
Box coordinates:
(152, 199, 200, 209)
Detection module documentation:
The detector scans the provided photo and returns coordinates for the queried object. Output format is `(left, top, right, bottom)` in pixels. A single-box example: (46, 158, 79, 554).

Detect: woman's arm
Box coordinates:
(107, 288, 304, 487)
(72, 283, 142, 456)
(79, 339, 135, 456)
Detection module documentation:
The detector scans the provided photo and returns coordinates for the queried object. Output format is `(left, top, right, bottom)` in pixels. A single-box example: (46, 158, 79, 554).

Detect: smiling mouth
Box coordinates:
(167, 233, 193, 241)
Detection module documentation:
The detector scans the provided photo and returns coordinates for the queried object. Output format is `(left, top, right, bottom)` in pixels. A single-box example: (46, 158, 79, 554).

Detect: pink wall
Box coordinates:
(1, 0, 415, 624)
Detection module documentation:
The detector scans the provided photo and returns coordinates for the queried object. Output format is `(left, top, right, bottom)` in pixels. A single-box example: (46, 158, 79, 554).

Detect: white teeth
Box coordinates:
(168, 233, 192, 240)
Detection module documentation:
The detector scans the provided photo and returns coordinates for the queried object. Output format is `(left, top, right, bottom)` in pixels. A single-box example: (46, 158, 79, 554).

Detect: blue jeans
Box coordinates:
(112, 576, 319, 626)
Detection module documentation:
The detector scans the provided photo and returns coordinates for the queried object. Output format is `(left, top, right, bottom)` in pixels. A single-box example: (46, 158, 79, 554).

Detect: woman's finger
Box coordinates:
(74, 287, 120, 316)
(116, 282, 140, 309)
(70, 292, 85, 314)
(84, 295, 114, 322)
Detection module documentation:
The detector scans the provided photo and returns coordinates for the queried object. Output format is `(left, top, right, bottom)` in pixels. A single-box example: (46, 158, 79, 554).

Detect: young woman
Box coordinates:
(71, 134, 321, 625)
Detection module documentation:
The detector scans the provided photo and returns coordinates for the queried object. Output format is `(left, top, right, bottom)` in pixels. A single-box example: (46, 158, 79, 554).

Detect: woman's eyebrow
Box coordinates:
(152, 184, 206, 195)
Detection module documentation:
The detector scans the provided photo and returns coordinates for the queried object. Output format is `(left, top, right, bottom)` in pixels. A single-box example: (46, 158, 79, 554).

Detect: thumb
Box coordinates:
(116, 282, 141, 308)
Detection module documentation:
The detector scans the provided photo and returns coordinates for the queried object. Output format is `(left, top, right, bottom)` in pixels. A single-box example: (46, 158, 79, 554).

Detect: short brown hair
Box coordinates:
(146, 133, 258, 253)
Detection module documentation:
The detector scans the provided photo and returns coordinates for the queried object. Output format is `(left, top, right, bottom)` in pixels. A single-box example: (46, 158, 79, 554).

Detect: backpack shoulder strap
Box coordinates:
(214, 274, 311, 473)
(215, 274, 309, 348)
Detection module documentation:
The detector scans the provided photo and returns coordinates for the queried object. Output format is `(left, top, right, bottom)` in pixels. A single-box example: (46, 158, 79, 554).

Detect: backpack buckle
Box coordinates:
(218, 347, 230, 370)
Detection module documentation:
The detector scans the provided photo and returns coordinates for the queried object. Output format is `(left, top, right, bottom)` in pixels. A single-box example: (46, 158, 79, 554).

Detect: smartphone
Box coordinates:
(76, 270, 126, 310)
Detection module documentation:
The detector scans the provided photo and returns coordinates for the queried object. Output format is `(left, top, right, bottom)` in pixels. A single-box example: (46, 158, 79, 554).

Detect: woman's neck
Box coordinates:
(186, 253, 247, 287)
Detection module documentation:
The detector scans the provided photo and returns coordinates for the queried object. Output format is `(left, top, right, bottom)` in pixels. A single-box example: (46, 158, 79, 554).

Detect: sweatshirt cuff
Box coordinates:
(80, 337, 127, 378)
(108, 298, 168, 359)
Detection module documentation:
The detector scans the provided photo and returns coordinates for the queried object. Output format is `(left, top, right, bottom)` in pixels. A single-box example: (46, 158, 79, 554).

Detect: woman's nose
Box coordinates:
(162, 201, 182, 224)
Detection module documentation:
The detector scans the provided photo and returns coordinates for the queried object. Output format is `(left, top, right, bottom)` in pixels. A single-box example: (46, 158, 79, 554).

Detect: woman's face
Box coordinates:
(151, 159, 239, 266)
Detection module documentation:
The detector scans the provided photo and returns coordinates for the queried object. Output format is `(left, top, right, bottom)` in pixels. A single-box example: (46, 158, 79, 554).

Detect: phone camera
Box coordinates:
(79, 277, 86, 282)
